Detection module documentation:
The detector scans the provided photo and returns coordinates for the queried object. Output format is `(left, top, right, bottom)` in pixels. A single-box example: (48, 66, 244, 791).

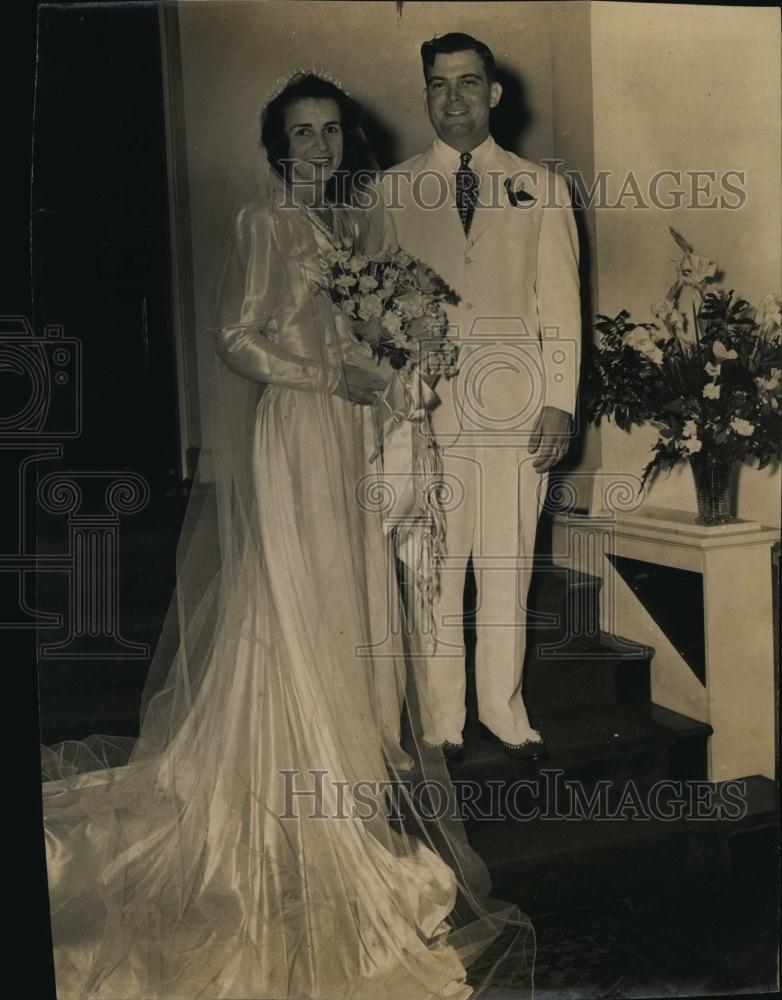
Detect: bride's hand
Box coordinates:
(350, 316, 384, 348)
(342, 343, 395, 383)
(334, 364, 389, 406)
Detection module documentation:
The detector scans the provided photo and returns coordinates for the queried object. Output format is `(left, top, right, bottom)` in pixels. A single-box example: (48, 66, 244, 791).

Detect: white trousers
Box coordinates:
(415, 445, 548, 746)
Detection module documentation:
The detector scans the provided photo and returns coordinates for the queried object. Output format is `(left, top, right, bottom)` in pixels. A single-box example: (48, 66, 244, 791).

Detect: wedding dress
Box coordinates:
(40, 168, 532, 999)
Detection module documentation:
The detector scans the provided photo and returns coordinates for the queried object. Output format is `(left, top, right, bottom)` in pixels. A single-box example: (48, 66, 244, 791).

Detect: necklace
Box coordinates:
(308, 204, 335, 236)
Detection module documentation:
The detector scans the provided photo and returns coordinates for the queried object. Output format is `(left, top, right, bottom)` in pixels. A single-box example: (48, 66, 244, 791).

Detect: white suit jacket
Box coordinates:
(380, 137, 581, 445)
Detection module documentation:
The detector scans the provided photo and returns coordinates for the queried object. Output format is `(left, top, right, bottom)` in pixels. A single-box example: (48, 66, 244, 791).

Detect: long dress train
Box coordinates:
(40, 178, 531, 999)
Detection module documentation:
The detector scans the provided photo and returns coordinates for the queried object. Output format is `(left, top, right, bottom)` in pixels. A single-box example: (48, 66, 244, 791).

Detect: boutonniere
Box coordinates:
(505, 178, 536, 207)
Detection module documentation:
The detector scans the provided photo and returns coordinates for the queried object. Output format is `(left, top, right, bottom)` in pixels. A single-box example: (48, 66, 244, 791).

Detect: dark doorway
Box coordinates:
(30, 3, 188, 742)
(32, 2, 180, 490)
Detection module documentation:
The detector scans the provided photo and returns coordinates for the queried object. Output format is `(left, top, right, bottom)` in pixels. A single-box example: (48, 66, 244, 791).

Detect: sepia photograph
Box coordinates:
(7, 1, 780, 997)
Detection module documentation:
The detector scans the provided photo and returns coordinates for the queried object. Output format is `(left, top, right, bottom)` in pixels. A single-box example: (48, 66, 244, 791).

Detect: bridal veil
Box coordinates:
(39, 149, 534, 998)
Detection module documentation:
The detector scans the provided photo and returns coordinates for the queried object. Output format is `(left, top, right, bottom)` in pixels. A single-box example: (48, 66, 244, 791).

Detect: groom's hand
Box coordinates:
(528, 406, 572, 471)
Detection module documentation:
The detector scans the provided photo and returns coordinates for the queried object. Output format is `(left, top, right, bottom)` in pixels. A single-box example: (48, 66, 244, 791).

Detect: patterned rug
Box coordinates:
(469, 900, 744, 999)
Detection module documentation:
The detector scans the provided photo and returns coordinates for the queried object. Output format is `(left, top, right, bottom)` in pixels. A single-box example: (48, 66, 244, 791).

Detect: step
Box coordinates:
(523, 632, 653, 715)
(464, 775, 777, 917)
(723, 775, 778, 880)
(527, 564, 602, 615)
(462, 564, 604, 645)
(451, 704, 711, 787)
(526, 565, 603, 640)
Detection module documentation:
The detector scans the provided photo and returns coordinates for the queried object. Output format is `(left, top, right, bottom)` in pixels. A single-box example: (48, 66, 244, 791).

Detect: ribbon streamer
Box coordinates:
(369, 369, 446, 650)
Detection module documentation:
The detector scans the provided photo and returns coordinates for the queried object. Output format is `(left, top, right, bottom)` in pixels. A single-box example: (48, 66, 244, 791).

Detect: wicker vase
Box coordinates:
(688, 452, 736, 525)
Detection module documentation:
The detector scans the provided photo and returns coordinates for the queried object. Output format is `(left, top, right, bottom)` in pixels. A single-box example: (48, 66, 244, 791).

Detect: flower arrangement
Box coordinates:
(319, 240, 460, 377)
(586, 229, 781, 521)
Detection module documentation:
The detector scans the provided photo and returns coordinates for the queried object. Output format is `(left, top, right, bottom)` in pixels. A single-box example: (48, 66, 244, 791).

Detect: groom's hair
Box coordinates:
(420, 32, 497, 84)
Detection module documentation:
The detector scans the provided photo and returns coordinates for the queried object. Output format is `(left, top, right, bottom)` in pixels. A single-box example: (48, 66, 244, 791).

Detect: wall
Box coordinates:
(172, 0, 595, 458)
(169, 0, 780, 532)
(589, 1, 782, 528)
(549, 0, 602, 500)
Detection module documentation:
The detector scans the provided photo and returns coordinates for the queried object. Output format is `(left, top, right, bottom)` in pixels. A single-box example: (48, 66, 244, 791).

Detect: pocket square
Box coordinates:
(505, 178, 536, 206)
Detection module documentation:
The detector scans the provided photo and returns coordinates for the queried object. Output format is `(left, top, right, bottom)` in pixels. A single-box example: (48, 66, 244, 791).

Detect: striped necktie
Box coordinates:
(455, 151, 479, 237)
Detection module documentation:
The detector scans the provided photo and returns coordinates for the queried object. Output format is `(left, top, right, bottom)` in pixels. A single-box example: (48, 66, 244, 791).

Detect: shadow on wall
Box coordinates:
(492, 62, 534, 154)
(361, 107, 399, 171)
(565, 195, 594, 473)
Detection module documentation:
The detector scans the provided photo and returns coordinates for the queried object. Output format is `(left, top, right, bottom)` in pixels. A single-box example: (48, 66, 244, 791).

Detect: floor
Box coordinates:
(471, 875, 779, 998)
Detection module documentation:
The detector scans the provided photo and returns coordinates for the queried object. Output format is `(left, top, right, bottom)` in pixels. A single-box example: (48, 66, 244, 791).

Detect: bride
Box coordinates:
(41, 71, 531, 999)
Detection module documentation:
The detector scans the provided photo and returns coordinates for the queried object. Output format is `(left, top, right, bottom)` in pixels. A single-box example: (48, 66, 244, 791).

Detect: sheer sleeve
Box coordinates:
(214, 205, 342, 394)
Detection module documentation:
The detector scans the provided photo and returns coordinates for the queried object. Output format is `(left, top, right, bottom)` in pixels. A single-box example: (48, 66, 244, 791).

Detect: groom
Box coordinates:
(380, 33, 581, 760)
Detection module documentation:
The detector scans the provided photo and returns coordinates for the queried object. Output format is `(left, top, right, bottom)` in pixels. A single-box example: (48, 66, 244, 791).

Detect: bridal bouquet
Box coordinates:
(320, 240, 461, 643)
(319, 240, 460, 377)
(586, 228, 781, 521)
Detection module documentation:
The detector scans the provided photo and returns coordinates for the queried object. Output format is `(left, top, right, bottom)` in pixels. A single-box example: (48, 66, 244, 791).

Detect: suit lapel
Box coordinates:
(468, 145, 513, 246)
(414, 144, 464, 250)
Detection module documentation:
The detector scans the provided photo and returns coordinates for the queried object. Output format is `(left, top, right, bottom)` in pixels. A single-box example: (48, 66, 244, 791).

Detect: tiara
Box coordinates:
(264, 67, 346, 107)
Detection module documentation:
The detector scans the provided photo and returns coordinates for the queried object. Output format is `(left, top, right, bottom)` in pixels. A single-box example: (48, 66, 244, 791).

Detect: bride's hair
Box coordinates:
(261, 72, 376, 204)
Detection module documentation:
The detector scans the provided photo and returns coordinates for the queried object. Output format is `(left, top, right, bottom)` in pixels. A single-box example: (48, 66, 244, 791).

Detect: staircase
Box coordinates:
(36, 498, 778, 923)
(451, 561, 778, 917)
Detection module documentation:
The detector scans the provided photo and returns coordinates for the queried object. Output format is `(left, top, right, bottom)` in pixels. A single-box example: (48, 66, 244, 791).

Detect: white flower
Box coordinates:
(381, 267, 400, 288)
(713, 341, 738, 361)
(381, 311, 402, 337)
(622, 328, 648, 350)
(682, 436, 702, 454)
(756, 368, 781, 392)
(328, 248, 352, 266)
(756, 293, 782, 332)
(357, 293, 383, 319)
(394, 291, 429, 320)
(358, 275, 378, 292)
(389, 330, 411, 349)
(680, 419, 702, 453)
(334, 273, 357, 291)
(347, 254, 368, 273)
(703, 382, 721, 400)
(650, 300, 685, 338)
(674, 252, 717, 286)
(705, 362, 722, 377)
(730, 417, 754, 437)
(622, 328, 664, 363)
(651, 300, 673, 321)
